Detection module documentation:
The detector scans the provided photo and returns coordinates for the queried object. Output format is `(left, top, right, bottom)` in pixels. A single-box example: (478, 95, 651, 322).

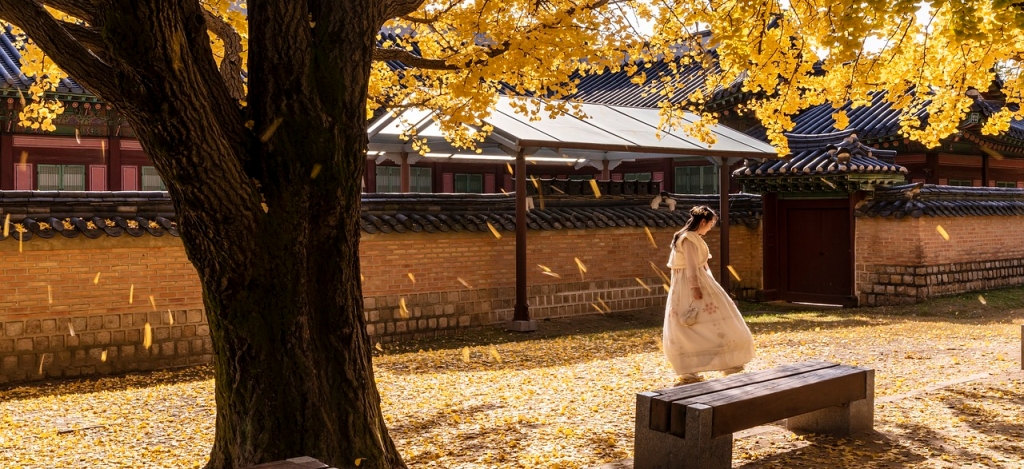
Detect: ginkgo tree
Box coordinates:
(0, 0, 1021, 468)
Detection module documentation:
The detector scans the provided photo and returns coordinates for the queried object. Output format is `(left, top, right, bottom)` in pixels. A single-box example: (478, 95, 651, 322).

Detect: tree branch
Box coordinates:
(203, 8, 245, 101)
(61, 21, 105, 54)
(40, 0, 98, 24)
(0, 0, 121, 99)
(373, 47, 459, 70)
(382, 0, 428, 20)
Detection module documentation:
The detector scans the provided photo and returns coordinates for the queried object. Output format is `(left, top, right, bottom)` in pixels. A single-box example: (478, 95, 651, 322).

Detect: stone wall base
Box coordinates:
(859, 258, 1024, 306)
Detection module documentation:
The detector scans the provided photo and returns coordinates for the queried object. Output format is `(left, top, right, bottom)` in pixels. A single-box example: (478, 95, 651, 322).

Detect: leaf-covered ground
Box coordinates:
(1, 288, 1022, 468)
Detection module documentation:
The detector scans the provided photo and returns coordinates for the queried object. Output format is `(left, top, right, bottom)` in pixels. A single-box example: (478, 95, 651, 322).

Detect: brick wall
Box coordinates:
(856, 216, 1024, 305)
(0, 236, 210, 384)
(0, 223, 762, 383)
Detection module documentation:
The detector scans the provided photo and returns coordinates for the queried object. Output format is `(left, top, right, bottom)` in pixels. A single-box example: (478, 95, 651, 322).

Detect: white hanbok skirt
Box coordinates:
(662, 265, 755, 375)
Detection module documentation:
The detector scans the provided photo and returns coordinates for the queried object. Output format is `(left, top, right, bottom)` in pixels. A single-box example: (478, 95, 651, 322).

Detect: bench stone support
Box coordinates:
(787, 369, 875, 436)
(635, 393, 732, 469)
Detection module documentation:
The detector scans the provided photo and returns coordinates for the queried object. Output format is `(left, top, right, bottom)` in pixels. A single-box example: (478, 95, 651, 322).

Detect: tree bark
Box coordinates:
(2, 1, 406, 468)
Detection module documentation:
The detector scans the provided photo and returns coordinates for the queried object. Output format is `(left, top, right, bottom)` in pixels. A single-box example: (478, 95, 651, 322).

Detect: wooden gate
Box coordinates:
(776, 198, 856, 306)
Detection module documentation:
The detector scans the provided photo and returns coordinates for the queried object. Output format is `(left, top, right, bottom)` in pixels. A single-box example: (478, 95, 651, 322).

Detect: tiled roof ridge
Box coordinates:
(0, 190, 763, 240)
(855, 183, 1024, 218)
(734, 132, 906, 178)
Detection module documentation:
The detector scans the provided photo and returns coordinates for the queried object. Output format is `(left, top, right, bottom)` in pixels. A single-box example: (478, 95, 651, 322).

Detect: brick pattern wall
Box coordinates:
(856, 216, 1024, 305)
(0, 237, 210, 384)
(1, 223, 763, 383)
(360, 225, 764, 342)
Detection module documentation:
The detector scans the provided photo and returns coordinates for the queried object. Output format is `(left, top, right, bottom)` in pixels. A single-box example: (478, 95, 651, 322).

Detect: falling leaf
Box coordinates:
(38, 354, 45, 375)
(486, 222, 502, 239)
(644, 226, 657, 248)
(47, 284, 52, 304)
(310, 164, 322, 179)
(821, 178, 836, 189)
(727, 265, 742, 282)
(530, 176, 540, 189)
(541, 271, 562, 278)
(129, 284, 135, 304)
(591, 303, 604, 313)
(3, 213, 9, 237)
(18, 231, 22, 253)
(149, 295, 157, 310)
(457, 277, 474, 289)
(936, 225, 950, 241)
(649, 261, 671, 284)
(261, 202, 269, 213)
(589, 179, 602, 198)
(978, 295, 987, 305)
(635, 278, 652, 292)
(461, 347, 471, 363)
(574, 257, 587, 279)
(93, 272, 101, 285)
(399, 298, 409, 318)
(355, 458, 365, 467)
(101, 350, 107, 362)
(980, 145, 1004, 160)
(375, 343, 383, 352)
(407, 273, 416, 284)
(662, 283, 670, 292)
(259, 117, 284, 142)
(537, 264, 552, 272)
(500, 188, 509, 195)
(143, 322, 152, 349)
(597, 298, 611, 313)
(360, 273, 364, 282)
(489, 346, 502, 364)
(550, 185, 565, 194)
(68, 323, 75, 337)
(506, 163, 514, 175)
(168, 310, 174, 326)
(19, 151, 28, 165)
(75, 128, 81, 144)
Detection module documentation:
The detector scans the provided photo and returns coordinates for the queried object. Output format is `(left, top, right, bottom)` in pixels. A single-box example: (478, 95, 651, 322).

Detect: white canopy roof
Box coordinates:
(368, 97, 779, 165)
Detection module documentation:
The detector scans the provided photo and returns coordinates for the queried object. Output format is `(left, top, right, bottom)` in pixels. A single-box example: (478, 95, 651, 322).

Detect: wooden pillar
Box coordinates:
(399, 152, 411, 193)
(760, 192, 779, 301)
(925, 152, 939, 184)
(981, 152, 989, 187)
(719, 160, 731, 292)
(107, 136, 122, 191)
(510, 148, 535, 331)
(0, 133, 13, 190)
(601, 160, 610, 180)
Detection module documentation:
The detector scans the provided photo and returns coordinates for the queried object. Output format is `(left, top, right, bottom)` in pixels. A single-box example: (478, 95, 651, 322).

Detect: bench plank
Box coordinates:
(669, 366, 867, 438)
(649, 360, 838, 432)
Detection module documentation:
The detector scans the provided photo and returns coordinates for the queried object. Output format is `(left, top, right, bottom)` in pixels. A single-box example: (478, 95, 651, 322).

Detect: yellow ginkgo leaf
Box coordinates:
(727, 265, 742, 282)
(93, 272, 101, 285)
(589, 179, 601, 198)
(461, 347, 471, 363)
(457, 277, 474, 289)
(399, 298, 409, 318)
(936, 225, 950, 241)
(486, 221, 502, 239)
(644, 226, 657, 248)
(407, 273, 416, 284)
(143, 322, 152, 349)
(635, 278, 652, 292)
(375, 342, 383, 352)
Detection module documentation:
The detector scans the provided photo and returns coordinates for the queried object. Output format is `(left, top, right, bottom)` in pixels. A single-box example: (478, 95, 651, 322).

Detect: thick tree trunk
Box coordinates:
(80, 3, 402, 469)
(3, 0, 406, 466)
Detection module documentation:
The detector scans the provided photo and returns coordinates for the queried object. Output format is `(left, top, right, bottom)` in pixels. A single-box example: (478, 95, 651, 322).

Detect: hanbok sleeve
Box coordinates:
(681, 236, 702, 288)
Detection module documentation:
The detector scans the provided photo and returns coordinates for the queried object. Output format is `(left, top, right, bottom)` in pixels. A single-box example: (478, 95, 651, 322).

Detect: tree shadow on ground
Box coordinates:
(0, 365, 214, 402)
(938, 381, 1024, 442)
(734, 430, 929, 468)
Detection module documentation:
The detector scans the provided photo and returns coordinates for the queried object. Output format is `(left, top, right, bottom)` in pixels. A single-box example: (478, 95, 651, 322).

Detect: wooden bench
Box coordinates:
(634, 361, 874, 469)
(242, 456, 335, 469)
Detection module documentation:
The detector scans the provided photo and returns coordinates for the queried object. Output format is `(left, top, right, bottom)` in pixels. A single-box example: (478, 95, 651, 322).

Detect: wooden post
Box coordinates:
(107, 136, 122, 191)
(509, 148, 536, 331)
(0, 133, 13, 190)
(981, 151, 989, 187)
(601, 160, 610, 180)
(719, 160, 731, 292)
(399, 152, 411, 193)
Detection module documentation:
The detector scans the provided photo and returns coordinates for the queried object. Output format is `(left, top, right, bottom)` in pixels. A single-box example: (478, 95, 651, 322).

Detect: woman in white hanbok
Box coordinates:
(663, 206, 754, 383)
